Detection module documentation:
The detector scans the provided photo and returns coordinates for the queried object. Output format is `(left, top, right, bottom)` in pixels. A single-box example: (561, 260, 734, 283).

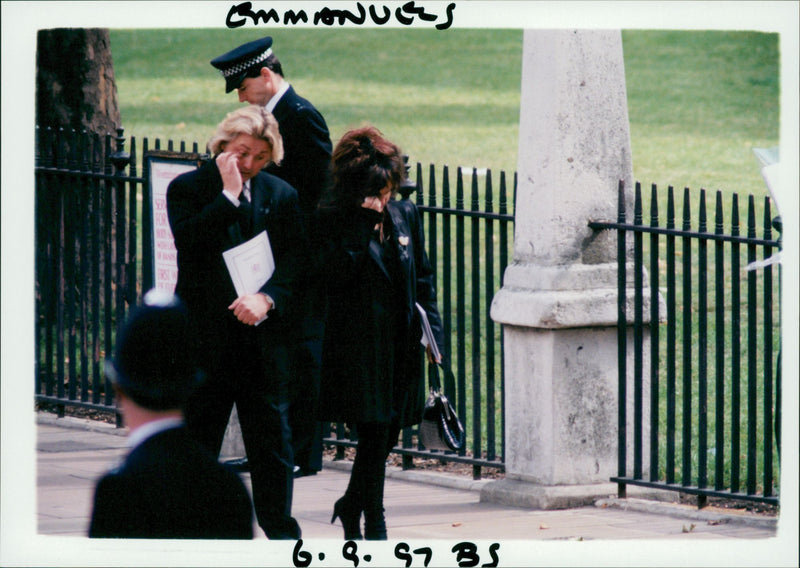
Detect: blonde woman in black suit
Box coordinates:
(167, 106, 305, 539)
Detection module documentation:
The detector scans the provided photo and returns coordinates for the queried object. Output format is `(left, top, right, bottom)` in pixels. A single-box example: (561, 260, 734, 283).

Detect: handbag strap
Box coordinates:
(428, 355, 456, 394)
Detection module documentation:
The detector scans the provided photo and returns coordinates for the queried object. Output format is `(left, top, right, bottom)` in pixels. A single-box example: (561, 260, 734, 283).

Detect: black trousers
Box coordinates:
(289, 337, 324, 472)
(184, 325, 300, 540)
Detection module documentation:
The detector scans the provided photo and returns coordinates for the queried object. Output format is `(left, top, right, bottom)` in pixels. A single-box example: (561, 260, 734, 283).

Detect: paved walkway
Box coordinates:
(24, 414, 795, 567)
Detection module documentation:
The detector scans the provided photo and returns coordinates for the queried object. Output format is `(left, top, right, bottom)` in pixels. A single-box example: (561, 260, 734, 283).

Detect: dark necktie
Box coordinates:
(238, 186, 253, 239)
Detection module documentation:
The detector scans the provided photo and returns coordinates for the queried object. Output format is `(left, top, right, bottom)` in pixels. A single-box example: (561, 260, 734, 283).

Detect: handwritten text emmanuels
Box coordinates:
(226, 2, 457, 30)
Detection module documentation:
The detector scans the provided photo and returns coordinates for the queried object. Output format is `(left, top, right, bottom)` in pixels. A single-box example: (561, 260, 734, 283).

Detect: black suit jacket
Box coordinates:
(89, 426, 253, 539)
(266, 86, 332, 218)
(167, 160, 306, 348)
(266, 86, 331, 338)
(314, 199, 444, 427)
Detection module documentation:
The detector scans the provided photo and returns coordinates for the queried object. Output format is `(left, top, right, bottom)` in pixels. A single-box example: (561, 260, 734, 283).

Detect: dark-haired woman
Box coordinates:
(313, 126, 444, 540)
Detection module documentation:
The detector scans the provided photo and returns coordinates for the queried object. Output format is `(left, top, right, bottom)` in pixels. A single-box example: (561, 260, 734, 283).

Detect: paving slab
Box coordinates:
(13, 414, 793, 567)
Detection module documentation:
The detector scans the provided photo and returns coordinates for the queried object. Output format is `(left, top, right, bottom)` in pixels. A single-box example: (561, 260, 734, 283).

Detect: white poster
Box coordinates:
(146, 155, 202, 293)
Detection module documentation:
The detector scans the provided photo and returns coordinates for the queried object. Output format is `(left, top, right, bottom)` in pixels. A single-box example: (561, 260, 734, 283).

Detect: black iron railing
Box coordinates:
(590, 181, 781, 507)
(35, 127, 138, 425)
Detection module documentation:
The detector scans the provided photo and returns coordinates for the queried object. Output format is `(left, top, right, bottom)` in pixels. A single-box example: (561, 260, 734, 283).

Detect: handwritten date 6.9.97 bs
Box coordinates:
(293, 539, 501, 567)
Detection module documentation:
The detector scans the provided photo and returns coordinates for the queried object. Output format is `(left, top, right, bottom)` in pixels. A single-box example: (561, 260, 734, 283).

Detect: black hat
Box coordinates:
(211, 36, 274, 93)
(105, 290, 202, 410)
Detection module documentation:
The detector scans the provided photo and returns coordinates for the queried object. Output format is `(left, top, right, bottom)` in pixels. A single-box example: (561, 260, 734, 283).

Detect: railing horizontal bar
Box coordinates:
(589, 220, 779, 247)
(36, 395, 122, 418)
(417, 204, 514, 222)
(323, 437, 505, 470)
(611, 477, 779, 506)
(36, 166, 147, 184)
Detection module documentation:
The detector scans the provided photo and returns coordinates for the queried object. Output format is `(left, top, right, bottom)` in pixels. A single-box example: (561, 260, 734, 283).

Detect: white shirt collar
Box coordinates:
(265, 81, 290, 113)
(127, 416, 184, 450)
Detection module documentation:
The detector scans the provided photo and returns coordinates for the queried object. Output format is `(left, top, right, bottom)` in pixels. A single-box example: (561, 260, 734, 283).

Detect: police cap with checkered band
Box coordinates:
(211, 36, 274, 93)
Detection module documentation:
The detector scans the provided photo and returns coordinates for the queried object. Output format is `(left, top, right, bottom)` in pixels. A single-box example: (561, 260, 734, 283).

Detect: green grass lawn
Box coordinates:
(622, 30, 779, 208)
(110, 28, 779, 198)
(111, 28, 523, 175)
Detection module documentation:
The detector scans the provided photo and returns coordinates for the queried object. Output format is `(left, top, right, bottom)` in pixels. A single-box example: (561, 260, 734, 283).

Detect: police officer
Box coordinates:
(89, 290, 254, 539)
(211, 36, 332, 219)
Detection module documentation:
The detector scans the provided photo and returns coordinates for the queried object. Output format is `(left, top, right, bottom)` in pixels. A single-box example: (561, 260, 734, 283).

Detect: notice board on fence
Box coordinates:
(144, 150, 209, 293)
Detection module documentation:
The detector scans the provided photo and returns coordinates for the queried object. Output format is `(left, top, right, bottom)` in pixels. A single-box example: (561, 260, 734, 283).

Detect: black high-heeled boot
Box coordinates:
(364, 506, 387, 540)
(331, 496, 363, 540)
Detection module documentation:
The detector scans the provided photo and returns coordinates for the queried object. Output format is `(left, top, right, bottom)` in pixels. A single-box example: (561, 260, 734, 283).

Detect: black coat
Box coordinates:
(89, 426, 253, 539)
(167, 160, 306, 348)
(314, 198, 444, 427)
(266, 86, 332, 218)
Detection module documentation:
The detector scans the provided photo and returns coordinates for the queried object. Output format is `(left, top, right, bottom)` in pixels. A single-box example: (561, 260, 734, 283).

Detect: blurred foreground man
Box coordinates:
(89, 290, 254, 539)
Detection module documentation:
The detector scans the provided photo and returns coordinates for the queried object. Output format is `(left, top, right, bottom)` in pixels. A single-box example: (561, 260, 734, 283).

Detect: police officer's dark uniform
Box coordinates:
(89, 291, 254, 539)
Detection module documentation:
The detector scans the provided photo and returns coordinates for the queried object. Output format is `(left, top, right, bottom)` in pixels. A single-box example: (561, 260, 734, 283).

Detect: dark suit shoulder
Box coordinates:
(280, 87, 318, 114)
(173, 159, 215, 182)
(168, 159, 219, 194)
(254, 170, 298, 200)
(314, 204, 375, 230)
(90, 427, 253, 539)
(275, 88, 329, 129)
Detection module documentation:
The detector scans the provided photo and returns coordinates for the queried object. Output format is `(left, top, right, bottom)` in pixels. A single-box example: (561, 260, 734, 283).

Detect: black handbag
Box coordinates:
(419, 360, 465, 452)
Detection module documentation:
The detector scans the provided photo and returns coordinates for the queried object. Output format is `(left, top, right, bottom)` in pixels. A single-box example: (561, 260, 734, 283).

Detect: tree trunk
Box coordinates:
(35, 29, 123, 393)
(36, 28, 120, 135)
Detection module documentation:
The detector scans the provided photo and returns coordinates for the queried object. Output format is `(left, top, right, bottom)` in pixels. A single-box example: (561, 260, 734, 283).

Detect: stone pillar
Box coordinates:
(484, 30, 653, 509)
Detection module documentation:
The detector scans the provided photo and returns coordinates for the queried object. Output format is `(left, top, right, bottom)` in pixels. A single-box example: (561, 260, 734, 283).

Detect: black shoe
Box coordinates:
(293, 466, 319, 478)
(263, 517, 302, 540)
(331, 496, 363, 540)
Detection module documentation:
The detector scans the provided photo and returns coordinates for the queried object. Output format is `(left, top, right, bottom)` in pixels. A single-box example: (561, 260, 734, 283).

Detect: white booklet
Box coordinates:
(416, 302, 441, 363)
(223, 230, 274, 325)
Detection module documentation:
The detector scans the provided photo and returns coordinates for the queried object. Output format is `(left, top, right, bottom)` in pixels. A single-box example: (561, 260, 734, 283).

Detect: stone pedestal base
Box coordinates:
(492, 319, 651, 486)
(481, 478, 677, 510)
(499, 324, 621, 484)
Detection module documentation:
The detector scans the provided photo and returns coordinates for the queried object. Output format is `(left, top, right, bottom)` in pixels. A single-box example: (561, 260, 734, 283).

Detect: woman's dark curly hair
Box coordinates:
(326, 125, 405, 209)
